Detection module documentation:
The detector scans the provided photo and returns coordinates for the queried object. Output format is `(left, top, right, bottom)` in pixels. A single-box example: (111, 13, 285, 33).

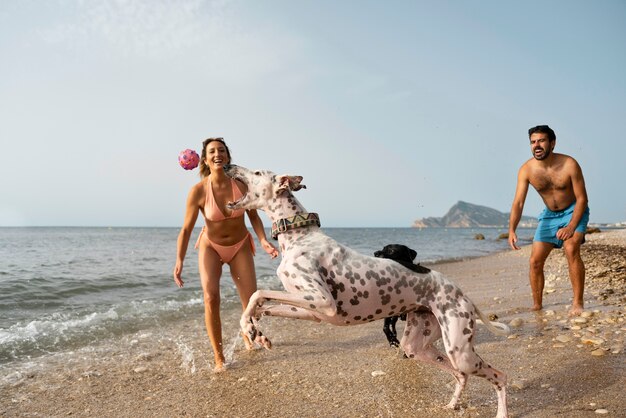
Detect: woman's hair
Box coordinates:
(199, 137, 232, 178)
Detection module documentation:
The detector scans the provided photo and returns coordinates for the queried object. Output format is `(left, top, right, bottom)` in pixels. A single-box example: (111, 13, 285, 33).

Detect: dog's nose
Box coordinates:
(223, 164, 232, 171)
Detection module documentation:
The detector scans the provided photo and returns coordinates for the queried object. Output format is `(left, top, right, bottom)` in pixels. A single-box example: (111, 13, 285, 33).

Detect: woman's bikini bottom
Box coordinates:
(195, 227, 256, 263)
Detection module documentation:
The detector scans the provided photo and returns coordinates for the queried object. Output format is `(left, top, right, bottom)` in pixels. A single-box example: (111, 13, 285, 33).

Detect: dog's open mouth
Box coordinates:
(226, 176, 247, 208)
(224, 169, 248, 208)
(228, 192, 246, 208)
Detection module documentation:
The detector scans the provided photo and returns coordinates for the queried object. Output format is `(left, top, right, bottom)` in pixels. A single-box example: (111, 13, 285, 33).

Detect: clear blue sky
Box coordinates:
(1, 0, 625, 227)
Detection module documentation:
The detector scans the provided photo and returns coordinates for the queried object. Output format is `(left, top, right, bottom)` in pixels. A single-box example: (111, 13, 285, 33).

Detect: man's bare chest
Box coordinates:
(529, 171, 571, 193)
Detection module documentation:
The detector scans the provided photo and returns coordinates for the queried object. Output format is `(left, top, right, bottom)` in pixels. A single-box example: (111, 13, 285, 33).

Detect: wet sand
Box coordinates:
(2, 229, 624, 417)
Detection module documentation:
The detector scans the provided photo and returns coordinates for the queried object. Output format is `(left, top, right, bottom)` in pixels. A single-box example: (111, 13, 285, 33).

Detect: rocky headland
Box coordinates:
(413, 201, 538, 228)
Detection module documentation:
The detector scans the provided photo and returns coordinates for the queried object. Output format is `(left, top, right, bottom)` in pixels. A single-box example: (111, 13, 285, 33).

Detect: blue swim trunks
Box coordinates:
(534, 202, 590, 249)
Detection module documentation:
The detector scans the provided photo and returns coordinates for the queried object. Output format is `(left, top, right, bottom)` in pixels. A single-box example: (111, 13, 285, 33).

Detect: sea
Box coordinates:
(0, 226, 534, 378)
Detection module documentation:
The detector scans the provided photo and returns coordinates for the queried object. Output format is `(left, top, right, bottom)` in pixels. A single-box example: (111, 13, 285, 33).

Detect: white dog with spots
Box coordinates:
(225, 165, 510, 418)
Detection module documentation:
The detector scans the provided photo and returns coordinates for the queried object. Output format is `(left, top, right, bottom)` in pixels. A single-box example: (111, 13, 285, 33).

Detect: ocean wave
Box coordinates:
(0, 294, 204, 364)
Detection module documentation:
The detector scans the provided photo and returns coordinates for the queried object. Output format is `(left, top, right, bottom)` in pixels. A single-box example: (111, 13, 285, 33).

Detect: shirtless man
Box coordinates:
(508, 125, 590, 316)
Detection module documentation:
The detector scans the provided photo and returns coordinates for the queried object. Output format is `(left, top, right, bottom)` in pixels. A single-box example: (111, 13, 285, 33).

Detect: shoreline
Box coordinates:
(2, 229, 624, 417)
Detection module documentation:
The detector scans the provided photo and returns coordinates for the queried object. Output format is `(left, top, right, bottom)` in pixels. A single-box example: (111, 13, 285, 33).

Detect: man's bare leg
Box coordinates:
(529, 242, 554, 311)
(563, 233, 586, 316)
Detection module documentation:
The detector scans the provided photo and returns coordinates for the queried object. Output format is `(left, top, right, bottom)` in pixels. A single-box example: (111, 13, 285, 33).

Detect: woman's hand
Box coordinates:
(261, 239, 279, 259)
(173, 262, 185, 288)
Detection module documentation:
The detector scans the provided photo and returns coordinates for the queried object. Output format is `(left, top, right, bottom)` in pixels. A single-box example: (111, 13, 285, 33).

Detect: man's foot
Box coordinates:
(568, 304, 584, 317)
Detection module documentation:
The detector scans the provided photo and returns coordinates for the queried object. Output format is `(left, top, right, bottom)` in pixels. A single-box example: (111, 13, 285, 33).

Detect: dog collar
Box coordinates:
(271, 213, 321, 240)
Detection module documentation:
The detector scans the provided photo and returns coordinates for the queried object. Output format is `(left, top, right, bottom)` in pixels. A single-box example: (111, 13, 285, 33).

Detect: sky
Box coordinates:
(1, 0, 625, 228)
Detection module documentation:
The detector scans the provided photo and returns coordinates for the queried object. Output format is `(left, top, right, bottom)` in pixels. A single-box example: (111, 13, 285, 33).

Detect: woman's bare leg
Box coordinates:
(198, 243, 226, 372)
(228, 238, 258, 349)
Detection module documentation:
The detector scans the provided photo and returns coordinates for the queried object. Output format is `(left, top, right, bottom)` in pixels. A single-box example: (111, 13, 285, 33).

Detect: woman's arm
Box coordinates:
(247, 209, 279, 259)
(173, 185, 202, 287)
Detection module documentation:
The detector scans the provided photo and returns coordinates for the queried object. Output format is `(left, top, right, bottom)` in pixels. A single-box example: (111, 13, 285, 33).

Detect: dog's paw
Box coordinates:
(240, 317, 257, 341)
(255, 333, 272, 350)
(240, 316, 271, 349)
(241, 331, 254, 350)
(444, 401, 459, 410)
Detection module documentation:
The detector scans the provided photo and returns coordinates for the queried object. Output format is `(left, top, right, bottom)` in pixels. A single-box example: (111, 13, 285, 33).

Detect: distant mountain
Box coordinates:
(412, 201, 537, 228)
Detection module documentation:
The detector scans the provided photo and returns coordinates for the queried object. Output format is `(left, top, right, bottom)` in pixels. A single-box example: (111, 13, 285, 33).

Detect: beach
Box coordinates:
(2, 229, 624, 418)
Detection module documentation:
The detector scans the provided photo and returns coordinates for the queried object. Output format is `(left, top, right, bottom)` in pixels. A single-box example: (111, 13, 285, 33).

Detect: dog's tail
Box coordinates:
(475, 306, 511, 336)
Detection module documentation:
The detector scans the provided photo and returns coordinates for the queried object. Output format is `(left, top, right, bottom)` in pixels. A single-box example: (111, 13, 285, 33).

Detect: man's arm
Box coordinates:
(556, 158, 588, 241)
(508, 164, 530, 250)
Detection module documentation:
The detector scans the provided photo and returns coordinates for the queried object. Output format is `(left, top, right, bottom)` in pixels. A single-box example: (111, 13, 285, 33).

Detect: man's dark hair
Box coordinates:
(528, 125, 556, 142)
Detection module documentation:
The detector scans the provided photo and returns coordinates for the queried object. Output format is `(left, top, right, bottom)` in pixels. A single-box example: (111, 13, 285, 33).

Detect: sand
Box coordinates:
(2, 229, 624, 418)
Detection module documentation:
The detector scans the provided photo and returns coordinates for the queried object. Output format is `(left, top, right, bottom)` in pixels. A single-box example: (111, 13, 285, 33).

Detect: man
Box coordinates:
(508, 125, 589, 316)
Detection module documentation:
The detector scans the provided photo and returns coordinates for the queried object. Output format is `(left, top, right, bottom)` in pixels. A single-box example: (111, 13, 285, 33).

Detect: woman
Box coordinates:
(173, 137, 278, 372)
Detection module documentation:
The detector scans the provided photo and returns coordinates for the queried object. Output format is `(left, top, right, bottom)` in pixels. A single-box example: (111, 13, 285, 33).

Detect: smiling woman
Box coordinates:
(172, 137, 279, 372)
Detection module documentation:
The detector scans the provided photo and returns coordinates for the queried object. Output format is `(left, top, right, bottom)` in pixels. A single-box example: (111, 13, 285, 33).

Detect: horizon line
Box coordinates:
(1, 224, 624, 229)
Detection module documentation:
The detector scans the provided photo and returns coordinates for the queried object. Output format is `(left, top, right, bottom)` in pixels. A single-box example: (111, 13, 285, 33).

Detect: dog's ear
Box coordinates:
(381, 244, 393, 254)
(408, 248, 417, 261)
(276, 175, 306, 195)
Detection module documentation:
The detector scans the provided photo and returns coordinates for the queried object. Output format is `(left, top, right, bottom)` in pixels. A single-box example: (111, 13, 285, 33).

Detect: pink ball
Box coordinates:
(178, 149, 199, 170)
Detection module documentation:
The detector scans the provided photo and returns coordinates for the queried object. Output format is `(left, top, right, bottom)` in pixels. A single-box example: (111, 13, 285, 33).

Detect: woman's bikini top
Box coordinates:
(203, 178, 246, 222)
